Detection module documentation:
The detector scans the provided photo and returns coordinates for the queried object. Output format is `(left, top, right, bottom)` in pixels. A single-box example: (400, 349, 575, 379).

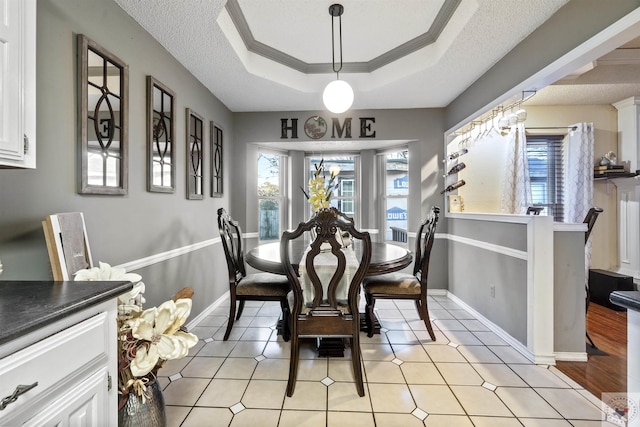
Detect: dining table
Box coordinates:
(245, 240, 413, 356)
(246, 240, 413, 277)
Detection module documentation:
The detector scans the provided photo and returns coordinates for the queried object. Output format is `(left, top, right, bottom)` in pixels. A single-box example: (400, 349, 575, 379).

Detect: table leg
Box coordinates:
(360, 312, 381, 335)
(317, 338, 345, 357)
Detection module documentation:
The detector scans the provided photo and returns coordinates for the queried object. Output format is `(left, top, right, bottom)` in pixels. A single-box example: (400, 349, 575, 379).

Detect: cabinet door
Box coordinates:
(21, 368, 110, 427)
(0, 0, 36, 168)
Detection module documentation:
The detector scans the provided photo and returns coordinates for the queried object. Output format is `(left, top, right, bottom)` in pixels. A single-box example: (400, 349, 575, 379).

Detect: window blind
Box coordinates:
(526, 135, 564, 221)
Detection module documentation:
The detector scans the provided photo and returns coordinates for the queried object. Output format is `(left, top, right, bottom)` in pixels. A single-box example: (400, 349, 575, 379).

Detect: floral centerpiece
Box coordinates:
(300, 159, 340, 212)
(299, 160, 352, 248)
(74, 262, 198, 407)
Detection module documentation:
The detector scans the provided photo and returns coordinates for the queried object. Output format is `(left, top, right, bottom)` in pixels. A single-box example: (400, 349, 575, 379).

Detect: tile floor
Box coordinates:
(157, 295, 620, 426)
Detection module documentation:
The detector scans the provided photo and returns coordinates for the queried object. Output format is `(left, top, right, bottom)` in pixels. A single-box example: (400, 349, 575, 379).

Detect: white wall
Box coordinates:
(448, 104, 618, 272)
(525, 105, 619, 271)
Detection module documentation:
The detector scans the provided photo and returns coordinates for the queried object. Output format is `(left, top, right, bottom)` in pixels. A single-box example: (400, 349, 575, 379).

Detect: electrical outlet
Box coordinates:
(490, 284, 495, 298)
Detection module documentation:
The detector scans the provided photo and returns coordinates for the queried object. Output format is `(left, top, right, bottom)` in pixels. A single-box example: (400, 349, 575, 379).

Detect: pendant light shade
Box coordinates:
(323, 79, 353, 114)
(323, 4, 353, 114)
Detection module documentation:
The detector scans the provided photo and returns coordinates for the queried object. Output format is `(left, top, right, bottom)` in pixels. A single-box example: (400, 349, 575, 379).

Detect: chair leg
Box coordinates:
(286, 332, 300, 397)
(585, 285, 597, 349)
(414, 300, 423, 319)
(280, 298, 291, 342)
(235, 300, 246, 320)
(350, 334, 365, 397)
(365, 292, 376, 338)
(224, 297, 237, 341)
(417, 298, 436, 342)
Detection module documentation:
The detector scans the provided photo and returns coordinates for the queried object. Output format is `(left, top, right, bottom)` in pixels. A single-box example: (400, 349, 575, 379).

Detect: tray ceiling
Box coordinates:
(114, 0, 577, 112)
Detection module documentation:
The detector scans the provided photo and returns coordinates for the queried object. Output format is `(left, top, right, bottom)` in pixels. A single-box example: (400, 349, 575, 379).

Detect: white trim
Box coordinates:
(447, 212, 534, 223)
(444, 233, 527, 260)
(553, 223, 587, 232)
(407, 232, 446, 240)
(361, 229, 379, 235)
(185, 291, 230, 332)
(554, 351, 588, 362)
(245, 232, 260, 239)
(115, 237, 221, 271)
(526, 216, 555, 365)
(445, 291, 556, 364)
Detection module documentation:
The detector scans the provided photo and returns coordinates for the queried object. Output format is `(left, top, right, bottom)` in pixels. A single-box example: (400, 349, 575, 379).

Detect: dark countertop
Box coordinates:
(610, 290, 640, 312)
(0, 280, 133, 346)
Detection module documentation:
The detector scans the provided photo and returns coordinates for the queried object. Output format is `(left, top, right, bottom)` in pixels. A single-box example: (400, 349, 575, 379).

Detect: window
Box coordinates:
(526, 135, 564, 221)
(257, 152, 286, 241)
(384, 150, 408, 242)
(306, 156, 356, 218)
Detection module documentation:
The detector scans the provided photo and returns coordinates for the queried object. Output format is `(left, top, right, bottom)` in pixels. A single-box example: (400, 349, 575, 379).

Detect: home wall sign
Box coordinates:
(281, 116, 376, 139)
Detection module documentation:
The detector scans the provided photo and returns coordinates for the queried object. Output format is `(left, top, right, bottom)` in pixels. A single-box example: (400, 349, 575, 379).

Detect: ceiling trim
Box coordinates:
(225, 0, 461, 75)
(596, 47, 640, 65)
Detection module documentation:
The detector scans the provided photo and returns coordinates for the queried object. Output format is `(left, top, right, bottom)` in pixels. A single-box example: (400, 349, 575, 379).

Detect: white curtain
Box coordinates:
(563, 122, 595, 280)
(564, 123, 594, 223)
(501, 122, 532, 214)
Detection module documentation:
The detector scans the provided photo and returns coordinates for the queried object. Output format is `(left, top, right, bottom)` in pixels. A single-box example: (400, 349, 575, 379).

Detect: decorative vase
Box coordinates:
(599, 156, 611, 166)
(118, 380, 167, 427)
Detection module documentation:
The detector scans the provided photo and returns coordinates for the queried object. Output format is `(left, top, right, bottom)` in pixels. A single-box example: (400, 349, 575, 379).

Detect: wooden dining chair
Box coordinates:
(217, 208, 291, 341)
(526, 206, 544, 215)
(281, 207, 371, 397)
(363, 206, 440, 341)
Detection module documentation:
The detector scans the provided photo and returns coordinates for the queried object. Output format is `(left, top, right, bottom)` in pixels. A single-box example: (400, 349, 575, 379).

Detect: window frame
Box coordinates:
(257, 150, 288, 242)
(304, 155, 359, 222)
(526, 134, 564, 221)
(380, 148, 409, 244)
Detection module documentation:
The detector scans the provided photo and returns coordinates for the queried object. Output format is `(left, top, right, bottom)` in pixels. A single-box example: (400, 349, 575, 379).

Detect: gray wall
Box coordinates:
(554, 231, 587, 353)
(445, 0, 640, 132)
(0, 0, 232, 317)
(232, 109, 448, 288)
(447, 219, 529, 343)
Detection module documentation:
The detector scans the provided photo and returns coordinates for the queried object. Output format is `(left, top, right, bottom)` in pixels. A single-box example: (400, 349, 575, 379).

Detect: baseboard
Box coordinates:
(554, 351, 588, 362)
(428, 289, 448, 296)
(186, 291, 230, 331)
(446, 291, 550, 364)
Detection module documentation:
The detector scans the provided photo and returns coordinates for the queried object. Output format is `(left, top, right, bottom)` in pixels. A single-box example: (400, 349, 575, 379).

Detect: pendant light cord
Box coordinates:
(331, 6, 343, 76)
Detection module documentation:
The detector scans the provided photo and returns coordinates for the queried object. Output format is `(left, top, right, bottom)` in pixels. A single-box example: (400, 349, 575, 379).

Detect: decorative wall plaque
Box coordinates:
(211, 122, 223, 197)
(186, 108, 204, 200)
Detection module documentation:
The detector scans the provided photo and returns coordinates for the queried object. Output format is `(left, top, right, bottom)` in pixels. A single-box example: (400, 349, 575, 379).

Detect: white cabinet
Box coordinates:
(612, 97, 640, 284)
(0, 0, 36, 168)
(0, 300, 118, 426)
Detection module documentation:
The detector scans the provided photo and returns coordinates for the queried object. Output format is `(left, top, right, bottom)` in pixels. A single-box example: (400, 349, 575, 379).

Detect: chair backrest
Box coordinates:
(281, 208, 371, 319)
(412, 206, 440, 284)
(217, 208, 246, 283)
(526, 206, 544, 215)
(42, 212, 93, 281)
(584, 207, 603, 244)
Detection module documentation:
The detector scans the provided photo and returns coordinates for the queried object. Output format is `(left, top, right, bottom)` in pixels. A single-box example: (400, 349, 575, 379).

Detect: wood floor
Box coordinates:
(555, 302, 627, 400)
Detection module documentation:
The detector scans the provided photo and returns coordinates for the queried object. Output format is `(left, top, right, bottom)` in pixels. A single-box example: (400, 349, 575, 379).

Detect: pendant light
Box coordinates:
(322, 4, 354, 114)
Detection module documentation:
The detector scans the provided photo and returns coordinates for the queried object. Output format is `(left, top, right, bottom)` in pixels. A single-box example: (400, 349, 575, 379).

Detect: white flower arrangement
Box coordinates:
(74, 262, 198, 406)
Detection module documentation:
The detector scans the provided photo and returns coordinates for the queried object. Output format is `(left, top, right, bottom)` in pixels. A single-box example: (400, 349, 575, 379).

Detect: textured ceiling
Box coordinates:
(527, 38, 640, 106)
(113, 0, 571, 112)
